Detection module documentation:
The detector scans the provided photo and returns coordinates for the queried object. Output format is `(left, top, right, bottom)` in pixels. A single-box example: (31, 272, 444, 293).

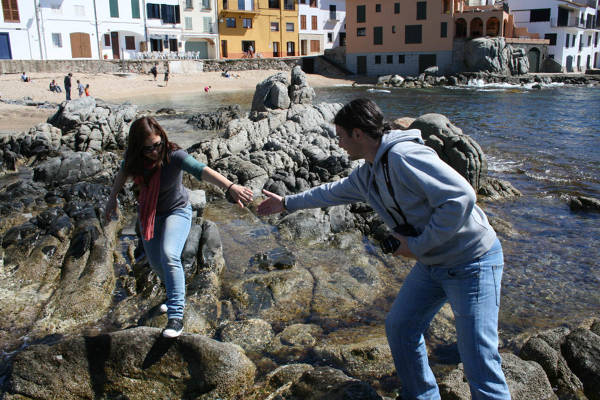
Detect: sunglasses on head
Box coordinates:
(142, 140, 163, 154)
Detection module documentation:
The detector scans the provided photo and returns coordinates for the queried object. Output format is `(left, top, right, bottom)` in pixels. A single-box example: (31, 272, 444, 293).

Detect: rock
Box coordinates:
(186, 105, 243, 130)
(377, 75, 392, 86)
(424, 66, 439, 76)
(390, 117, 415, 130)
(188, 189, 206, 211)
(542, 57, 563, 73)
(478, 177, 521, 200)
(439, 352, 556, 400)
(251, 72, 290, 114)
(3, 327, 255, 400)
(562, 327, 600, 400)
(266, 363, 314, 389)
(289, 65, 315, 105)
(33, 151, 103, 184)
(567, 195, 600, 213)
(389, 74, 405, 87)
(267, 323, 323, 362)
(408, 114, 487, 191)
(220, 318, 275, 353)
(464, 37, 529, 76)
(288, 366, 382, 400)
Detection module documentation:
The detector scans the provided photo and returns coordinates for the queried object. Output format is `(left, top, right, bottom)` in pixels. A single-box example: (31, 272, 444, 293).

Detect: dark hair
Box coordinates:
(123, 116, 180, 177)
(334, 98, 391, 139)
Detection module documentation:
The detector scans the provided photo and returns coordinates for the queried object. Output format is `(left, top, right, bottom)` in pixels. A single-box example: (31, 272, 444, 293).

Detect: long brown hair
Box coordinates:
(123, 116, 180, 177)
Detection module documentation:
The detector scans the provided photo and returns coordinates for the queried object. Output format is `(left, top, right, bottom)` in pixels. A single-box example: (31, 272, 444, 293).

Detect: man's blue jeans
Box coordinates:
(141, 204, 192, 321)
(386, 239, 511, 400)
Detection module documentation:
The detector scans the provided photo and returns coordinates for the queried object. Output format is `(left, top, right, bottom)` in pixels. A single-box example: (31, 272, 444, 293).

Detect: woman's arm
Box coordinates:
(202, 166, 253, 207)
(104, 166, 129, 222)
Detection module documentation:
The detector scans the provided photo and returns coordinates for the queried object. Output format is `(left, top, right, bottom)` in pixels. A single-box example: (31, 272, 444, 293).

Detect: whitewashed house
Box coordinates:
(96, 0, 146, 60)
(507, 0, 600, 71)
(0, 0, 41, 59)
(145, 0, 183, 54)
(181, 0, 219, 58)
(298, 0, 346, 56)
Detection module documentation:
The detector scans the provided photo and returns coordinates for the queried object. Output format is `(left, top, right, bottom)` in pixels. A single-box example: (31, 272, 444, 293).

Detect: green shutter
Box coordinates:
(131, 0, 140, 18)
(110, 0, 119, 18)
(357, 5, 365, 23)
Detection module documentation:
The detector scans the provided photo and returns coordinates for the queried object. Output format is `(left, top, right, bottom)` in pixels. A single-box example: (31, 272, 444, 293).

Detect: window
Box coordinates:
(530, 8, 551, 22)
(52, 33, 62, 48)
(394, 2, 400, 14)
(374, 26, 383, 45)
(125, 36, 135, 50)
(357, 27, 366, 36)
(375, 55, 381, 64)
(357, 5, 366, 23)
(310, 0, 316, 7)
(284, 0, 294, 10)
(104, 34, 111, 46)
(203, 16, 212, 33)
(2, 0, 19, 22)
(310, 39, 320, 52)
(271, 22, 279, 31)
(544, 33, 557, 46)
(387, 55, 393, 64)
(287, 41, 295, 56)
(572, 35, 576, 47)
(223, 0, 228, 9)
(268, 0, 279, 8)
(243, 18, 253, 28)
(327, 32, 333, 42)
(588, 35, 591, 46)
(160, 4, 180, 24)
(329, 4, 336, 20)
(110, 0, 119, 17)
(185, 16, 193, 30)
(392, 25, 396, 33)
(147, 3, 160, 19)
(311, 15, 317, 30)
(405, 25, 422, 44)
(566, 33, 570, 48)
(417, 2, 426, 20)
(375, 4, 381, 12)
(131, 0, 140, 18)
(301, 15, 306, 30)
(595, 32, 598, 46)
(202, 0, 211, 9)
(286, 22, 294, 31)
(185, 0, 193, 9)
(398, 54, 405, 63)
(226, 17, 236, 27)
(441, 22, 447, 38)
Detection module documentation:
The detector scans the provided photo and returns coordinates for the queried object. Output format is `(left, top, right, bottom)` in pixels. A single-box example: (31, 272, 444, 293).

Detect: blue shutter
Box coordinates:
(131, 0, 140, 18)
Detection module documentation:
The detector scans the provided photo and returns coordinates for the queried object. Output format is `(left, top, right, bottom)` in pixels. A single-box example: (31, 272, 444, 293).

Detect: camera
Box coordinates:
(380, 224, 419, 254)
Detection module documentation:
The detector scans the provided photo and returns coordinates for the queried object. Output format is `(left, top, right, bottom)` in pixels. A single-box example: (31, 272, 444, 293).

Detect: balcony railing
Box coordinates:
(550, 17, 585, 28)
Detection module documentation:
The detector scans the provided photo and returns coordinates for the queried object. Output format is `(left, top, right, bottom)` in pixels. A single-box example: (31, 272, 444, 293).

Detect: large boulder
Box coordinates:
(464, 37, 529, 75)
(289, 65, 315, 105)
(3, 327, 255, 400)
(562, 327, 600, 400)
(250, 72, 291, 114)
(286, 366, 382, 400)
(542, 57, 563, 73)
(186, 105, 243, 130)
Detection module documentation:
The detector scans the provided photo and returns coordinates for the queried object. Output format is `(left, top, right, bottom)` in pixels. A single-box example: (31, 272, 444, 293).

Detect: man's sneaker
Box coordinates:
(159, 304, 168, 314)
(162, 319, 183, 338)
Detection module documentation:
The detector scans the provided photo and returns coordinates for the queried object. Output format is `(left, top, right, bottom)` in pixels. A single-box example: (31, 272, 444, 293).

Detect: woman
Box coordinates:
(105, 117, 253, 338)
(84, 84, 90, 96)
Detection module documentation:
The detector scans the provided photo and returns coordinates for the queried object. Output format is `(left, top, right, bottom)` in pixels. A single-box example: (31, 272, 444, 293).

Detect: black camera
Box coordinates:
(380, 224, 419, 254)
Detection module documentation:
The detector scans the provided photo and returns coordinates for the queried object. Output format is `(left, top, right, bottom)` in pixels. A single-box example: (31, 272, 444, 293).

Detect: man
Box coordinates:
(257, 98, 511, 400)
(64, 72, 72, 101)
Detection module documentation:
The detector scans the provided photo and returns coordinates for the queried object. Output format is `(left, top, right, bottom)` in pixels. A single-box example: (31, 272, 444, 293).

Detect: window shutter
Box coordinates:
(2, 0, 20, 22)
(110, 0, 119, 18)
(301, 15, 306, 30)
(131, 0, 140, 18)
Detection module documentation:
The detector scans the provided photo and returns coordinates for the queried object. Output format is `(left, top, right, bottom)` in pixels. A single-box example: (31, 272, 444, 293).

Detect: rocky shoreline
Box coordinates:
(1, 67, 599, 399)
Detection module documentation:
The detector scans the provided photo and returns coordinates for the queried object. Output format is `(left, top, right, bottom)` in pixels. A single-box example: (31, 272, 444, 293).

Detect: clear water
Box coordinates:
(95, 85, 600, 336)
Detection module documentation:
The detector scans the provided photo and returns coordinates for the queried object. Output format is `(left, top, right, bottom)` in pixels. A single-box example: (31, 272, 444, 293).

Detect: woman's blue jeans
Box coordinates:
(141, 204, 192, 321)
(386, 239, 511, 400)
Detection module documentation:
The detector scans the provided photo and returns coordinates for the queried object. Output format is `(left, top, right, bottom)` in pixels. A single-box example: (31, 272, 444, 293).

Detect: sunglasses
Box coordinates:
(142, 140, 163, 154)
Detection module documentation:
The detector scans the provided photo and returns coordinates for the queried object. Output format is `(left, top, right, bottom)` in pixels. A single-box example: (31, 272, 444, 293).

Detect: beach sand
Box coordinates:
(0, 70, 354, 134)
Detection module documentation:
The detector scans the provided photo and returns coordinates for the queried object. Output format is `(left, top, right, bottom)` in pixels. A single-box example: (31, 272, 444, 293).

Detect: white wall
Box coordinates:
(0, 1, 41, 59)
(298, 0, 346, 53)
(96, 0, 146, 59)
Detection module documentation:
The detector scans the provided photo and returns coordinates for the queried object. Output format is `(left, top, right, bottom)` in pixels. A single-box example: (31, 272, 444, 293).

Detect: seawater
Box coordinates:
(131, 85, 600, 336)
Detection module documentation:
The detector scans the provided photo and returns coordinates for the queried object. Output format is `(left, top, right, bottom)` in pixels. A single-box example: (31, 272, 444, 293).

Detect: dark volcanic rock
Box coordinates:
(567, 195, 600, 213)
(287, 366, 382, 400)
(186, 105, 243, 130)
(562, 327, 600, 400)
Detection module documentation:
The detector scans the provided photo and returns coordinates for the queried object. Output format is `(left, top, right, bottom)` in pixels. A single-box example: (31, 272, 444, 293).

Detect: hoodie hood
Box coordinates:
(373, 129, 424, 167)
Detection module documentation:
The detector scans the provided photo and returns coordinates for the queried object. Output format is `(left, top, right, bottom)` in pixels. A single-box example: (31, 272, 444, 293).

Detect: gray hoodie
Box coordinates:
(285, 129, 497, 267)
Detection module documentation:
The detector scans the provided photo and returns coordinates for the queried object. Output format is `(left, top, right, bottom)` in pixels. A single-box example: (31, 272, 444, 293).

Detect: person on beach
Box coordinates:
(150, 63, 158, 81)
(21, 72, 31, 82)
(163, 67, 169, 87)
(49, 80, 62, 93)
(77, 80, 85, 97)
(104, 116, 253, 338)
(204, 86, 211, 93)
(84, 84, 90, 96)
(257, 98, 511, 400)
(64, 73, 72, 101)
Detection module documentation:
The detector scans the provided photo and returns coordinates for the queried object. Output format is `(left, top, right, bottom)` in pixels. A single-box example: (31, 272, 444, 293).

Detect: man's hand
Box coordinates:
(257, 189, 285, 216)
(392, 233, 416, 259)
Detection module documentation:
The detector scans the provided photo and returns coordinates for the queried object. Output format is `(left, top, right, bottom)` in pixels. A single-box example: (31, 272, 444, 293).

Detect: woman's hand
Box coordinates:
(228, 184, 253, 208)
(257, 189, 285, 216)
(104, 196, 119, 222)
(391, 233, 416, 259)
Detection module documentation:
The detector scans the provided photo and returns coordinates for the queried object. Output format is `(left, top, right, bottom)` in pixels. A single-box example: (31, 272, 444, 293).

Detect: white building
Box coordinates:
(507, 0, 600, 71)
(181, 0, 219, 59)
(96, 0, 146, 60)
(298, 0, 346, 56)
(0, 0, 40, 59)
(145, 0, 182, 53)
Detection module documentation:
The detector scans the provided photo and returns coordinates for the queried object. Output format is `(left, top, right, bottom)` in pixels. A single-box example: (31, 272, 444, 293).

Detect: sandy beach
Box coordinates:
(0, 69, 354, 134)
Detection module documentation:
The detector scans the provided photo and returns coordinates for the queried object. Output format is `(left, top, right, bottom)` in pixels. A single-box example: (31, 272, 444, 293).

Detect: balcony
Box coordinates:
(550, 17, 586, 28)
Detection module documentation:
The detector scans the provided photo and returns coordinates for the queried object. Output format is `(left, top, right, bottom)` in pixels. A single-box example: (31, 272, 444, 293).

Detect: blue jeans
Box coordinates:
(141, 204, 192, 320)
(385, 239, 510, 400)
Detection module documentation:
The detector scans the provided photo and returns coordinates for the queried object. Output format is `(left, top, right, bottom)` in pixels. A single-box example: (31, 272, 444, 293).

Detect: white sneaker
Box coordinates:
(162, 319, 184, 338)
(159, 304, 168, 314)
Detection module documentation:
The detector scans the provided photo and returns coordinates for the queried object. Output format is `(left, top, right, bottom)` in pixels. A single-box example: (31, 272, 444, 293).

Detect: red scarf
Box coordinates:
(134, 162, 161, 241)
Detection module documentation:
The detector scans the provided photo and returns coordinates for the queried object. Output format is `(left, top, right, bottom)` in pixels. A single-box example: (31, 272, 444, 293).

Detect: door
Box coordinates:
(111, 32, 120, 59)
(272, 41, 279, 57)
(557, 7, 569, 27)
(300, 39, 307, 55)
(221, 40, 228, 58)
(0, 33, 12, 59)
(418, 54, 436, 73)
(566, 55, 573, 72)
(169, 39, 178, 52)
(527, 48, 540, 72)
(357, 55, 367, 74)
(302, 57, 314, 73)
(70, 32, 92, 58)
(185, 41, 208, 58)
(339, 32, 346, 46)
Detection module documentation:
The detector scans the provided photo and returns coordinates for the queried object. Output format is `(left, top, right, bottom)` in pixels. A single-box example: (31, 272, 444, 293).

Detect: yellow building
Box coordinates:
(217, 0, 299, 59)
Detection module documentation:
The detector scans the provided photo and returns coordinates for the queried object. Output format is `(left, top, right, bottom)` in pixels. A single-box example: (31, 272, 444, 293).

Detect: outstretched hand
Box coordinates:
(228, 184, 254, 208)
(257, 189, 285, 216)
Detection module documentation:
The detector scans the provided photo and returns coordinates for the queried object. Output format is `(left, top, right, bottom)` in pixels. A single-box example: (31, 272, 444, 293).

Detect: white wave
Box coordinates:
(445, 79, 565, 91)
(487, 156, 522, 173)
(367, 88, 391, 93)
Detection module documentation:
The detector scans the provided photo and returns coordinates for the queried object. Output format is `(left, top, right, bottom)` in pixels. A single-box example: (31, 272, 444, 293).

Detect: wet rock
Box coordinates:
(567, 195, 600, 213)
(439, 353, 555, 400)
(424, 66, 439, 76)
(266, 363, 314, 389)
(186, 105, 243, 130)
(220, 318, 275, 353)
(33, 151, 103, 184)
(409, 114, 487, 191)
(251, 247, 297, 271)
(391, 117, 415, 129)
(268, 324, 323, 362)
(287, 366, 382, 400)
(479, 177, 522, 200)
(389, 74, 405, 87)
(562, 327, 600, 400)
(3, 327, 255, 400)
